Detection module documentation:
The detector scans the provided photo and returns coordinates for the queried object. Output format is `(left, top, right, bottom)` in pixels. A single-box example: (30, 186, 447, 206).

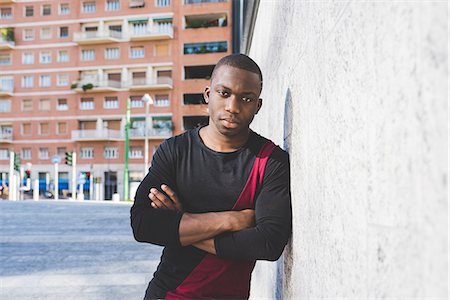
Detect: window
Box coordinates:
(22, 52, 34, 64)
(183, 93, 206, 105)
(80, 97, 94, 110)
(22, 76, 34, 88)
(22, 99, 33, 111)
(104, 97, 119, 109)
(25, 6, 34, 17)
(22, 123, 31, 135)
(129, 146, 143, 158)
(24, 29, 34, 41)
(59, 3, 70, 15)
(183, 115, 208, 130)
(154, 44, 169, 56)
(131, 21, 148, 35)
(57, 50, 69, 62)
(40, 51, 51, 64)
(184, 41, 227, 55)
(59, 27, 69, 38)
(80, 147, 94, 159)
(57, 98, 68, 110)
(57, 147, 66, 156)
(156, 0, 170, 7)
(0, 7, 12, 19)
(184, 0, 226, 3)
(39, 75, 51, 87)
(154, 94, 170, 107)
(40, 27, 52, 39)
(39, 99, 51, 111)
(105, 48, 119, 60)
(130, 95, 144, 108)
(0, 100, 11, 113)
(0, 54, 11, 65)
(22, 148, 32, 160)
(185, 13, 227, 29)
(104, 147, 118, 159)
(106, 0, 120, 11)
(39, 148, 49, 159)
(0, 149, 9, 160)
(81, 49, 95, 61)
(129, 46, 144, 58)
(82, 2, 96, 13)
(184, 65, 215, 80)
(57, 74, 69, 86)
(39, 123, 49, 135)
(42, 4, 51, 16)
(57, 122, 67, 134)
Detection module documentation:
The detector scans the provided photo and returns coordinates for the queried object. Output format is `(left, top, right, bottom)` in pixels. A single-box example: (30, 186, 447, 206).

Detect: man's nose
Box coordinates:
(225, 96, 240, 114)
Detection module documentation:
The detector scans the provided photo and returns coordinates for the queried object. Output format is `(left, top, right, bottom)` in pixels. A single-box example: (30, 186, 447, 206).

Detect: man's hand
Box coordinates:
(227, 209, 255, 231)
(149, 184, 184, 212)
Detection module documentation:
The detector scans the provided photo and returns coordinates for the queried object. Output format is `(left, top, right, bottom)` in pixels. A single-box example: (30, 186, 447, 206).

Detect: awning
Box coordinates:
(128, 18, 149, 23)
(153, 17, 173, 21)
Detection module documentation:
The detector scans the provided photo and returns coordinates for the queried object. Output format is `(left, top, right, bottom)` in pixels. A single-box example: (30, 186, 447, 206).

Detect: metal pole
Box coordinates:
(9, 151, 14, 201)
(54, 162, 58, 201)
(124, 97, 130, 201)
(144, 101, 149, 175)
(71, 152, 77, 200)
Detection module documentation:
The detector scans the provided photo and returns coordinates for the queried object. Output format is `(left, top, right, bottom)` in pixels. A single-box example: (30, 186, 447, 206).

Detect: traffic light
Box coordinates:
(25, 169, 31, 179)
(65, 151, 73, 166)
(13, 152, 21, 172)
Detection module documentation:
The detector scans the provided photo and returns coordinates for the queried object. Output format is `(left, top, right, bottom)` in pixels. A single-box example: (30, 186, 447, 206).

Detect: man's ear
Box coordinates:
(255, 98, 263, 114)
(203, 86, 210, 104)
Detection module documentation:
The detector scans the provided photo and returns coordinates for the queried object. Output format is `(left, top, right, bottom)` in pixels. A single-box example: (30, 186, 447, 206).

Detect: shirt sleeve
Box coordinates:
(214, 150, 292, 261)
(130, 139, 183, 248)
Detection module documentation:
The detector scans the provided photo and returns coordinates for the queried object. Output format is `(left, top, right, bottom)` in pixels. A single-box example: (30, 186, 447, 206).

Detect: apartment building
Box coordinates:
(0, 0, 233, 200)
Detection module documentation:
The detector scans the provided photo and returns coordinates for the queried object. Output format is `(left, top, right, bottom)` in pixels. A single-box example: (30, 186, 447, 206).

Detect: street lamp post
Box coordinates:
(142, 93, 153, 175)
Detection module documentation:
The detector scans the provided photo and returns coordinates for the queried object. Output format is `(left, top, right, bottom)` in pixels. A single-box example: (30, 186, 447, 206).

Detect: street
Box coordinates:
(0, 200, 162, 300)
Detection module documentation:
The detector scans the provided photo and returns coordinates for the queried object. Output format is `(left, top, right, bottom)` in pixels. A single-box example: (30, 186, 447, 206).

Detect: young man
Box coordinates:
(131, 54, 292, 299)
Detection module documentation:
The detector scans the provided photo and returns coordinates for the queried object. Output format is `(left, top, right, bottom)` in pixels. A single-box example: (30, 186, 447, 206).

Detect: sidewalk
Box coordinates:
(0, 200, 162, 300)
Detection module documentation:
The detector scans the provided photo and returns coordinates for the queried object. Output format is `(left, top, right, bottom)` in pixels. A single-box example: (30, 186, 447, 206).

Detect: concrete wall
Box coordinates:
(248, 1, 448, 299)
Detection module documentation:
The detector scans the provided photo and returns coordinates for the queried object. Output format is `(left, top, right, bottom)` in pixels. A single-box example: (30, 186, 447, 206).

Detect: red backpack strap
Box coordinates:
(232, 140, 277, 210)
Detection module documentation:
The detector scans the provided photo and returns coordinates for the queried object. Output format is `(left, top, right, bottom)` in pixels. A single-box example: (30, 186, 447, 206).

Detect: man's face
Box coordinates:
(203, 65, 262, 137)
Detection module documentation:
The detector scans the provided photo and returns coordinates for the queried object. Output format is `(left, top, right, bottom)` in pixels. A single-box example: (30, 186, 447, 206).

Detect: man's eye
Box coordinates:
(218, 91, 229, 96)
(242, 97, 254, 103)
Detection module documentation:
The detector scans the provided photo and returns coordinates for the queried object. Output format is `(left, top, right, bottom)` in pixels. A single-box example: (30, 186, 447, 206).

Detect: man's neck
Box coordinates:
(200, 126, 250, 153)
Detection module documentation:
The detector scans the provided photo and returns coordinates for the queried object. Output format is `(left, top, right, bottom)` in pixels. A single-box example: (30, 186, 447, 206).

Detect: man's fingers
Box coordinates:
(161, 184, 184, 212)
(149, 188, 175, 210)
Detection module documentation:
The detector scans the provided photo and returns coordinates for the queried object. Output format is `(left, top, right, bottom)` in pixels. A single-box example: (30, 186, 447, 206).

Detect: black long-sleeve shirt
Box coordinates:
(131, 126, 292, 298)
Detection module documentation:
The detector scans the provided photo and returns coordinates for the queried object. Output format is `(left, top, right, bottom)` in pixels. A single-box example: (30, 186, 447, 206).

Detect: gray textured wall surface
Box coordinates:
(247, 1, 448, 299)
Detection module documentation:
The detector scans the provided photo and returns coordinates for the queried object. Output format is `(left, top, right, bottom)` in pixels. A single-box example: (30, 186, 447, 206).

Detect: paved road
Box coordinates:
(0, 200, 163, 300)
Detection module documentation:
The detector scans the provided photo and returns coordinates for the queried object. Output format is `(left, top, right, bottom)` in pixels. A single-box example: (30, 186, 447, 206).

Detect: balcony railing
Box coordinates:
(0, 36, 15, 49)
(72, 129, 122, 141)
(74, 30, 125, 44)
(129, 25, 173, 40)
(129, 127, 172, 138)
(74, 79, 125, 92)
(127, 77, 173, 90)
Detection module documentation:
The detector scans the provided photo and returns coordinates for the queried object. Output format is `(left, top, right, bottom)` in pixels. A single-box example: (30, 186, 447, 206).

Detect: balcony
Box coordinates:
(129, 25, 173, 41)
(72, 129, 122, 141)
(0, 30, 15, 50)
(127, 77, 173, 91)
(0, 130, 12, 143)
(73, 80, 126, 93)
(129, 127, 172, 139)
(73, 30, 126, 45)
(0, 81, 13, 96)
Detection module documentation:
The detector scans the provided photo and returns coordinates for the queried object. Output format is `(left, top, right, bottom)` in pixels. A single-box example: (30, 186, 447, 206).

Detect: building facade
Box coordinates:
(0, 0, 232, 200)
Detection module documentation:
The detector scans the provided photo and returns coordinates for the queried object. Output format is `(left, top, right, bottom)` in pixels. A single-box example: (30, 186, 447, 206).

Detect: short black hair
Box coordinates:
(211, 54, 263, 91)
